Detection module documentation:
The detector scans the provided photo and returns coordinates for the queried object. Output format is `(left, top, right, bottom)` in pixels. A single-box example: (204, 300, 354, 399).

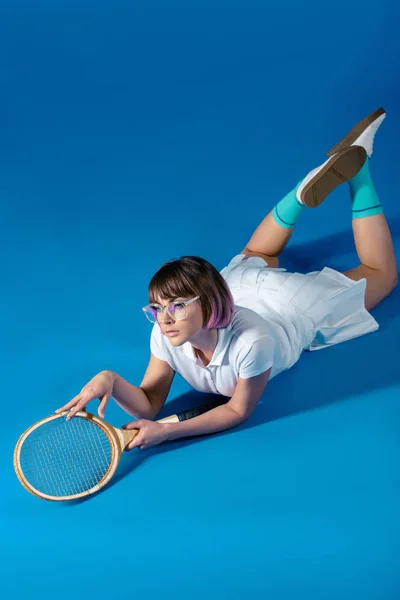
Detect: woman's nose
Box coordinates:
(159, 308, 174, 323)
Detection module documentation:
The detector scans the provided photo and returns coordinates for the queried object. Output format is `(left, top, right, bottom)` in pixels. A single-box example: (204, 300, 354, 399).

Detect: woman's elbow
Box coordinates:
(229, 406, 250, 425)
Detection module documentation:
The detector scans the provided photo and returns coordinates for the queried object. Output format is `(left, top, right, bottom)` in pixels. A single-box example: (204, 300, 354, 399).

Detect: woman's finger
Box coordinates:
(127, 433, 143, 451)
(66, 399, 88, 420)
(122, 420, 143, 430)
(55, 394, 83, 414)
(98, 395, 110, 419)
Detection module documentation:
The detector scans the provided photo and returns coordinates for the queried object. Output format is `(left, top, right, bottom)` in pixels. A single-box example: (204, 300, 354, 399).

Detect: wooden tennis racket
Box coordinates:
(14, 399, 227, 502)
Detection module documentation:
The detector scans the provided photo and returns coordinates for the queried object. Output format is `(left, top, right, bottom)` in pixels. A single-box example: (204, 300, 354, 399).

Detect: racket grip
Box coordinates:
(175, 399, 228, 421)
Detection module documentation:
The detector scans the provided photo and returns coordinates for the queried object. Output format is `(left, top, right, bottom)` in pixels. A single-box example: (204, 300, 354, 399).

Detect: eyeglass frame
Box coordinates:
(142, 295, 201, 323)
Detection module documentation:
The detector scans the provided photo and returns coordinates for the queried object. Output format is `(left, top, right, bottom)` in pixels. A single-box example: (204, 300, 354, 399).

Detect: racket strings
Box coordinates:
(31, 421, 108, 493)
(19, 417, 113, 497)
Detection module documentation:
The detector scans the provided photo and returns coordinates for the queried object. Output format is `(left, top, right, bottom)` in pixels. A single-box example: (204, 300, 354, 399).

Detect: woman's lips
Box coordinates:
(165, 330, 179, 337)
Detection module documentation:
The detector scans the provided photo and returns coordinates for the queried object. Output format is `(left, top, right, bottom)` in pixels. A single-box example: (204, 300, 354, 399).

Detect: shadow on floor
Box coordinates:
(282, 214, 400, 273)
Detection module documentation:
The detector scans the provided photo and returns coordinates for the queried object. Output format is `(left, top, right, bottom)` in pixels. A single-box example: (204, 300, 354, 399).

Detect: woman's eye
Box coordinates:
(173, 303, 185, 310)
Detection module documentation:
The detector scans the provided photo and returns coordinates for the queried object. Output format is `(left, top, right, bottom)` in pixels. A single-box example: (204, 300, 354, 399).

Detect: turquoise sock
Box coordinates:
(272, 180, 305, 229)
(349, 159, 383, 219)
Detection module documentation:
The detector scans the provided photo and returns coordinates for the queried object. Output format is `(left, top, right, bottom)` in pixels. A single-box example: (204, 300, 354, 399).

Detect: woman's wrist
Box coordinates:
(163, 422, 180, 442)
(100, 370, 117, 391)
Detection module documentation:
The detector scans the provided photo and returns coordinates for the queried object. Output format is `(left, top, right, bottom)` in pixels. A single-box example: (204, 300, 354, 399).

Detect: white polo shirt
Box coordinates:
(150, 305, 279, 397)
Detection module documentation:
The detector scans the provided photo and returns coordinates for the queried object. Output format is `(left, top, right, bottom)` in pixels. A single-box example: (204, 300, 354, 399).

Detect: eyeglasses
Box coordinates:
(142, 296, 200, 323)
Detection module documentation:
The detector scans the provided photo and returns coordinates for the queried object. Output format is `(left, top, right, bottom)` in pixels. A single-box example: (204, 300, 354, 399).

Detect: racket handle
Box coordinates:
(175, 399, 228, 421)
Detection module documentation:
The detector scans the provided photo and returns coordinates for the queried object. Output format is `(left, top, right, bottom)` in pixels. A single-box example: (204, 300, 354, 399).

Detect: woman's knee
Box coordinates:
(240, 247, 280, 268)
(375, 268, 398, 296)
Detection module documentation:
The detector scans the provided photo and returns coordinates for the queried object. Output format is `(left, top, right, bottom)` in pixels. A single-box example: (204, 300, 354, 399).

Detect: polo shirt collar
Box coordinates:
(182, 322, 234, 366)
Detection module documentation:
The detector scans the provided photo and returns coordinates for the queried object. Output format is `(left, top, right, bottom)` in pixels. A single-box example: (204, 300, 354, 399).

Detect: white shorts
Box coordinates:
(221, 254, 379, 352)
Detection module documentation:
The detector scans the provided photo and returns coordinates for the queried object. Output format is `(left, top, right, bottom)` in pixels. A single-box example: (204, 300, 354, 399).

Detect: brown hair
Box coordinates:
(148, 256, 235, 329)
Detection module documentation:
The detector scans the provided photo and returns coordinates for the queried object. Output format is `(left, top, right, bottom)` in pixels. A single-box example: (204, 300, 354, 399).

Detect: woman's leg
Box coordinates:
(241, 108, 397, 307)
(241, 147, 366, 268)
(342, 161, 398, 310)
(241, 210, 297, 268)
(242, 157, 398, 308)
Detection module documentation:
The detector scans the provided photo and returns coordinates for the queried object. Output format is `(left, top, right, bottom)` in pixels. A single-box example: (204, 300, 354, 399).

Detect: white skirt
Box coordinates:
(221, 254, 379, 353)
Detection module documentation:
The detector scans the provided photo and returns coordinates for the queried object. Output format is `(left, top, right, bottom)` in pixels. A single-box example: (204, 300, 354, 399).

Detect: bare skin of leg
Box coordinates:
(343, 214, 398, 311)
(241, 211, 294, 269)
(241, 209, 398, 311)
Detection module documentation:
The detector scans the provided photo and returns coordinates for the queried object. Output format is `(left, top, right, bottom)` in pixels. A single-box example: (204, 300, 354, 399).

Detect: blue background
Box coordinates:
(1, 1, 399, 598)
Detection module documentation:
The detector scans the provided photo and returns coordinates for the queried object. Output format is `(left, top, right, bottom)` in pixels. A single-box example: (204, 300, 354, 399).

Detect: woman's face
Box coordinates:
(154, 295, 205, 346)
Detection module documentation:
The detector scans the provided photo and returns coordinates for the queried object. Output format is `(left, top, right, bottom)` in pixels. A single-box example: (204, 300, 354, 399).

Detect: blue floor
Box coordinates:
(1, 2, 400, 599)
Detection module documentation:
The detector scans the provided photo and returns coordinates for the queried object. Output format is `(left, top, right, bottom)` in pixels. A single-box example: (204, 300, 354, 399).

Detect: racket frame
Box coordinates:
(14, 411, 133, 501)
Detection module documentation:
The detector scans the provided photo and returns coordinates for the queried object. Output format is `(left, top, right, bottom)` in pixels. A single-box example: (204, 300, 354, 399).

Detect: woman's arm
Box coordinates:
(163, 368, 271, 441)
(111, 353, 175, 419)
(56, 354, 175, 420)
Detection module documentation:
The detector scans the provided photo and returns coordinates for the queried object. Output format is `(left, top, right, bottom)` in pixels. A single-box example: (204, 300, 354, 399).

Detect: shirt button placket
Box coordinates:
(206, 366, 218, 394)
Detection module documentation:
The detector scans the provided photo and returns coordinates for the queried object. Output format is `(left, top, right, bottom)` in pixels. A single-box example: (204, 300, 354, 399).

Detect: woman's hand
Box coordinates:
(122, 419, 169, 450)
(55, 370, 115, 420)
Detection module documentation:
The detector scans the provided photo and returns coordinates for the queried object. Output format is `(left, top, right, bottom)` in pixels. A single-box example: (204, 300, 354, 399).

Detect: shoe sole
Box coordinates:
(300, 146, 367, 208)
(326, 107, 385, 157)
